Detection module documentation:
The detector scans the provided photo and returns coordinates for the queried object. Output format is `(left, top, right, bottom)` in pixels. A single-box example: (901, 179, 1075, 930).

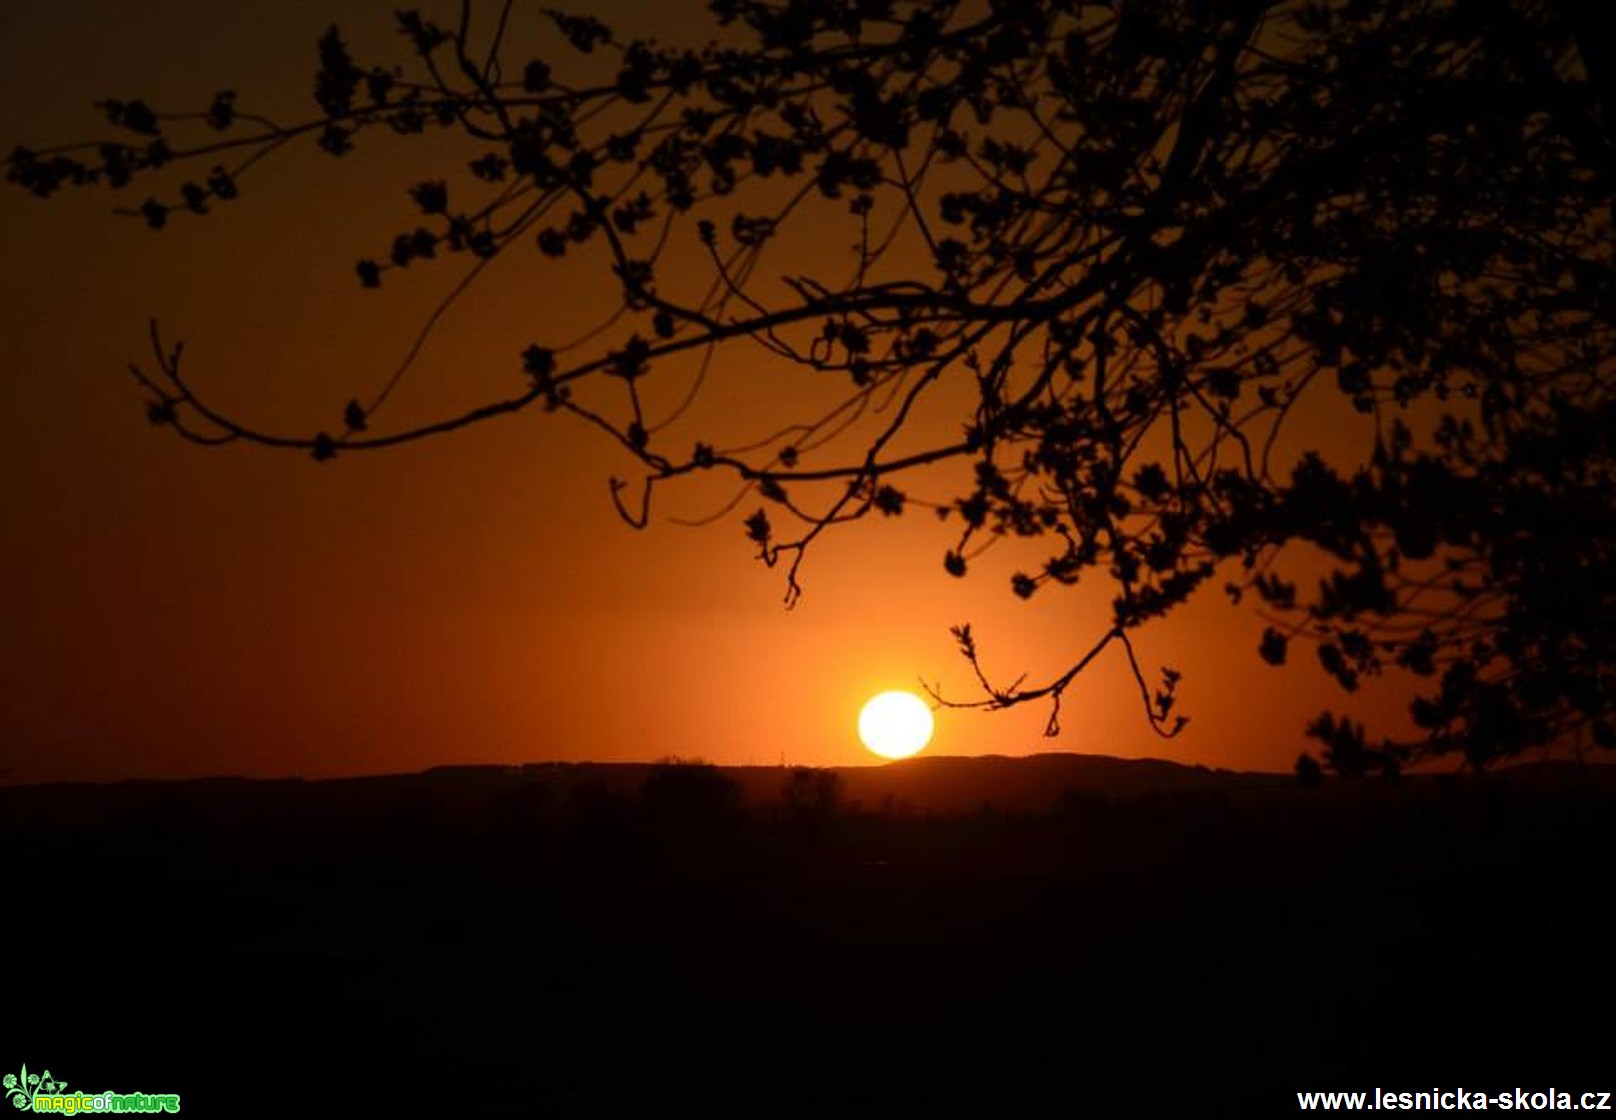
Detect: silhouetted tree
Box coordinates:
(641, 758, 742, 825)
(780, 766, 843, 822)
(1294, 751, 1324, 789)
(10, 0, 1612, 772)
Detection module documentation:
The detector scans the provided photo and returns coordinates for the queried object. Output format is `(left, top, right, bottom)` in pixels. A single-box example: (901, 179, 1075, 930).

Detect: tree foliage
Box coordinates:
(9, 0, 1613, 773)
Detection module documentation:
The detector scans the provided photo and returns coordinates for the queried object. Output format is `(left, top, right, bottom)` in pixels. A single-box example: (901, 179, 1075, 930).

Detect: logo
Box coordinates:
(4, 1065, 180, 1114)
(4, 1067, 63, 1111)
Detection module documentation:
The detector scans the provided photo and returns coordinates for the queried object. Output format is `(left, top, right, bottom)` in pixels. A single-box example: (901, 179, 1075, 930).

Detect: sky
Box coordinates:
(0, 0, 1418, 783)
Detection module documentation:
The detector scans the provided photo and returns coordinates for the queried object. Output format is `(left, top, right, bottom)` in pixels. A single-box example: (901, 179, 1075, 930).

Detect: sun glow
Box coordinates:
(857, 691, 935, 760)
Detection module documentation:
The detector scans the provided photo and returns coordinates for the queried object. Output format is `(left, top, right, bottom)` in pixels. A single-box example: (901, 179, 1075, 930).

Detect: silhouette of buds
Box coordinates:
(98, 144, 133, 189)
(203, 90, 237, 130)
(409, 180, 448, 215)
(355, 260, 382, 288)
(614, 259, 653, 300)
(944, 551, 967, 577)
(1395, 631, 1438, 677)
(343, 400, 368, 432)
(1153, 668, 1185, 731)
(206, 167, 238, 200)
(566, 211, 596, 243)
(396, 10, 448, 55)
(100, 99, 160, 136)
(180, 182, 209, 214)
(311, 432, 337, 462)
(548, 12, 611, 54)
(523, 60, 552, 92)
(1253, 573, 1297, 610)
(1259, 628, 1288, 666)
(317, 124, 354, 156)
(315, 27, 362, 116)
(1318, 643, 1358, 690)
(615, 43, 656, 104)
(1133, 463, 1169, 501)
(730, 213, 776, 246)
(613, 195, 654, 234)
(139, 199, 167, 230)
(609, 336, 650, 381)
(469, 154, 508, 182)
(365, 69, 395, 106)
(950, 623, 976, 660)
(390, 228, 439, 266)
(873, 486, 905, 516)
(744, 509, 771, 546)
(521, 346, 555, 384)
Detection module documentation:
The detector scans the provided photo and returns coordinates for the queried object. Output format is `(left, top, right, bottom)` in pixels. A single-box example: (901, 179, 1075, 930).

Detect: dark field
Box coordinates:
(8, 756, 1614, 1116)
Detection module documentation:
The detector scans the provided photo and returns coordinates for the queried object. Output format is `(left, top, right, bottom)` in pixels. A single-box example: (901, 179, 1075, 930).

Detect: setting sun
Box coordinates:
(857, 691, 935, 760)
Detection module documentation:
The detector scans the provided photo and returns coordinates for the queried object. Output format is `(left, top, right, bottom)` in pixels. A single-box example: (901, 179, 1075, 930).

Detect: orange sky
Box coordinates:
(0, 0, 1418, 783)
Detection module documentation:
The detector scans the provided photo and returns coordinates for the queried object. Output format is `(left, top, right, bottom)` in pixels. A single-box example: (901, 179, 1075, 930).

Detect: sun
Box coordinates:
(857, 690, 935, 760)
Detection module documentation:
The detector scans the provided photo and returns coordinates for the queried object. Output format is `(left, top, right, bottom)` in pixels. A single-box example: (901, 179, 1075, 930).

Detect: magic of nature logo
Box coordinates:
(5, 1064, 180, 1114)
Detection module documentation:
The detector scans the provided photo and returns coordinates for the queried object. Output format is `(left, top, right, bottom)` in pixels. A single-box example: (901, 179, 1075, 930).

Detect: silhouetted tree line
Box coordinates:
(9, 0, 1612, 773)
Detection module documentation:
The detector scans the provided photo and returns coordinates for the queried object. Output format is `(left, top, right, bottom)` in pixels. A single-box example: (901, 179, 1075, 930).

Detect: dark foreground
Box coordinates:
(7, 760, 1614, 1116)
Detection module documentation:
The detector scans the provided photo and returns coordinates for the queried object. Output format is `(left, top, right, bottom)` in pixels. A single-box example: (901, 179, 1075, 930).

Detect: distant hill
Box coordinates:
(4, 751, 1613, 828)
(830, 752, 1287, 812)
(0, 751, 1276, 823)
(490, 751, 1290, 814)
